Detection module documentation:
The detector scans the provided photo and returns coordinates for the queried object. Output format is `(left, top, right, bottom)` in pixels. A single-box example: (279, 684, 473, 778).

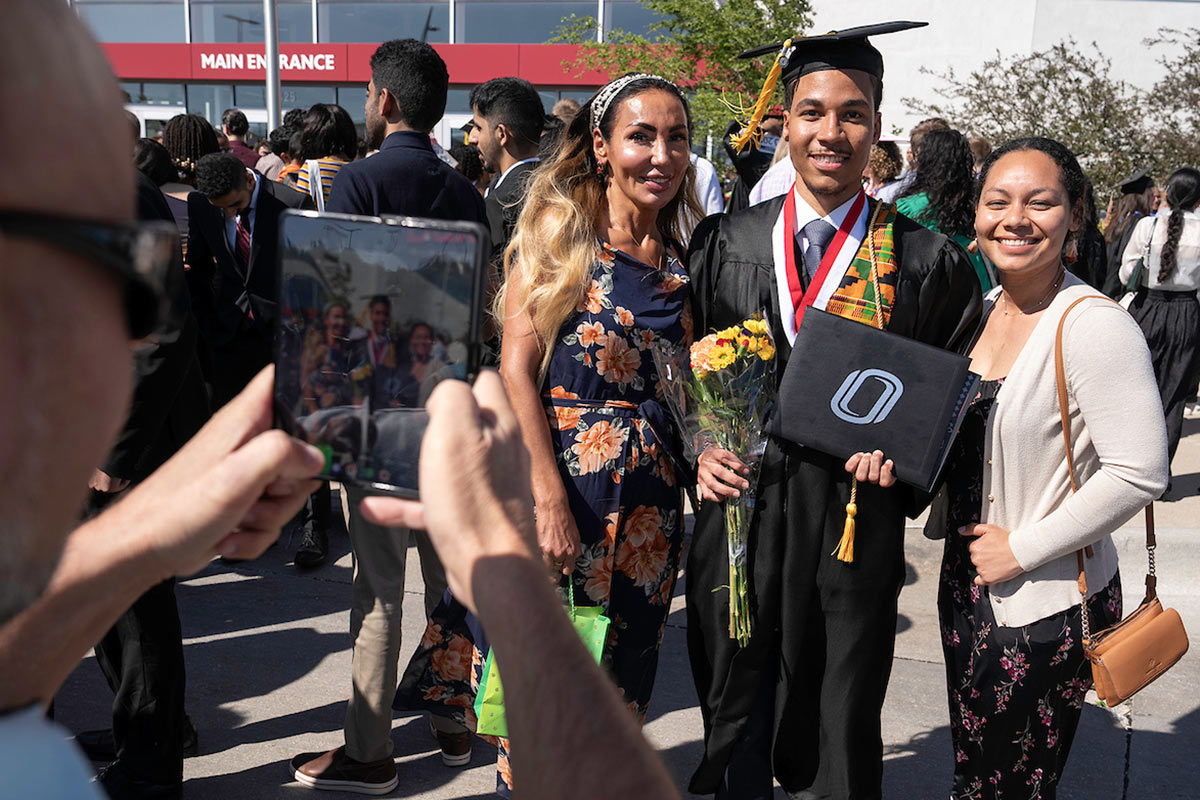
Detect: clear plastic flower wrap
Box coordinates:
(652, 311, 777, 646)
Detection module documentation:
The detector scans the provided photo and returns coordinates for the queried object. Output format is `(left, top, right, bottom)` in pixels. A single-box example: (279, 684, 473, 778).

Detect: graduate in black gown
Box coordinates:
(685, 23, 982, 800)
(1101, 168, 1157, 298)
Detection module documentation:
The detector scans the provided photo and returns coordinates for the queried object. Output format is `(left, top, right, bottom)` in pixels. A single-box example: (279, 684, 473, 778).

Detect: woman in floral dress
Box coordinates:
(934, 137, 1168, 798)
(396, 73, 701, 795)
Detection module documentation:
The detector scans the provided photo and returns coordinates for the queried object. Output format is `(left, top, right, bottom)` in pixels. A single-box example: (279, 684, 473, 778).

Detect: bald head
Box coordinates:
(0, 1, 133, 222)
(0, 2, 136, 622)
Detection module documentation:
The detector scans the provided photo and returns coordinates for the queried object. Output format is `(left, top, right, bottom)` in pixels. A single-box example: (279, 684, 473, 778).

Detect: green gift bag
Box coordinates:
(474, 584, 610, 737)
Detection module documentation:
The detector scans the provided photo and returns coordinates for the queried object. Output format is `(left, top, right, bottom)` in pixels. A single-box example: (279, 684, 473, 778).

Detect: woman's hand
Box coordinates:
(537, 495, 583, 576)
(696, 447, 749, 503)
(959, 523, 1024, 586)
(844, 450, 897, 487)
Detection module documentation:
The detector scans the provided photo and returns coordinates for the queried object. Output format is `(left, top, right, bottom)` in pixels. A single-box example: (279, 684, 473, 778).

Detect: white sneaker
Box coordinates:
(1184, 402, 1200, 419)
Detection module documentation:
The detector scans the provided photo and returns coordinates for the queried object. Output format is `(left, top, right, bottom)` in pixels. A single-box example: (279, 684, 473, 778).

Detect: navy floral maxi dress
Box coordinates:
(938, 379, 1122, 800)
(397, 240, 692, 796)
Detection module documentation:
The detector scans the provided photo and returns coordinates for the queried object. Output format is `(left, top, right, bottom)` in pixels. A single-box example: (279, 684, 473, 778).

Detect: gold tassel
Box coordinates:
(726, 39, 793, 154)
(833, 478, 858, 563)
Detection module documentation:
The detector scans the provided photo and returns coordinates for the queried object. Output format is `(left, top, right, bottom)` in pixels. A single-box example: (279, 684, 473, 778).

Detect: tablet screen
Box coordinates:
(274, 211, 486, 496)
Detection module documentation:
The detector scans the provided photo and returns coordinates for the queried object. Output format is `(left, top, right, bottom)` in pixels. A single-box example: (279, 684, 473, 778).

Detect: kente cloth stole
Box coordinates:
(823, 202, 898, 328)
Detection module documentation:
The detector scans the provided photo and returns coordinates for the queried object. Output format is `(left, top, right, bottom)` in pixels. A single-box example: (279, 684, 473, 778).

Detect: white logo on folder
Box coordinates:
(830, 369, 904, 425)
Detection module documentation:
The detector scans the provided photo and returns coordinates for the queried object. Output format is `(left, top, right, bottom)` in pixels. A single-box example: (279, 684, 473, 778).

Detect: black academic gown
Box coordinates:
(685, 194, 981, 799)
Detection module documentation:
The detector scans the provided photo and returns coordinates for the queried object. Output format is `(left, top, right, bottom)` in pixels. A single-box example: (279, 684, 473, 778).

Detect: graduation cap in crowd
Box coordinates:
(727, 21, 927, 152)
(1115, 167, 1155, 195)
(457, 120, 475, 147)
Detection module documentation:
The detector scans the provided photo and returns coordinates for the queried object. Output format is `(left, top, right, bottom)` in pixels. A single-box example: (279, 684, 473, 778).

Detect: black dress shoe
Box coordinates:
(294, 524, 329, 569)
(98, 762, 183, 800)
(75, 727, 116, 761)
(75, 716, 198, 762)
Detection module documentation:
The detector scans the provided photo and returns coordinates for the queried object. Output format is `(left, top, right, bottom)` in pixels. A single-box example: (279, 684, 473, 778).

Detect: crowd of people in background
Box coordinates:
(3, 4, 1197, 800)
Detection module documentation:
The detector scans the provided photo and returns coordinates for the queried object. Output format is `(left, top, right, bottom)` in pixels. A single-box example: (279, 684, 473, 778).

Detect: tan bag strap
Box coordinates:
(1054, 295, 1157, 642)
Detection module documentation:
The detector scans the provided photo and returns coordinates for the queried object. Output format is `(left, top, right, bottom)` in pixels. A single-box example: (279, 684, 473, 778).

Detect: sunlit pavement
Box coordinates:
(56, 420, 1200, 798)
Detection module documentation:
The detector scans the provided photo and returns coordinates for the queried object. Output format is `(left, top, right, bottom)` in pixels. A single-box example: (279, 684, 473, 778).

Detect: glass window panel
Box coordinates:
(191, 1, 313, 43)
(445, 88, 472, 115)
(185, 84, 235, 127)
(235, 84, 267, 109)
(457, 2, 594, 44)
(337, 86, 369, 124)
(280, 84, 337, 112)
(121, 81, 187, 107)
(74, 0, 186, 43)
(606, 0, 664, 38)
(317, 1, 448, 44)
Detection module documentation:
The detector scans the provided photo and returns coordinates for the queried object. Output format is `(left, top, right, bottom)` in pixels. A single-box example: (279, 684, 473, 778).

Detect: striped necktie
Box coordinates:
(235, 207, 251, 274)
(799, 218, 837, 281)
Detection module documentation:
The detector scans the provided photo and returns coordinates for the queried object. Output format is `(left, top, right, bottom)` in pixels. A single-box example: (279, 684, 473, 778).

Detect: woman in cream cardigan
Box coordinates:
(936, 137, 1168, 799)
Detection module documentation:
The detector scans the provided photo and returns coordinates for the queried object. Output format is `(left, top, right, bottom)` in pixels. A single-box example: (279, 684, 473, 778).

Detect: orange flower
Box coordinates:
(596, 335, 642, 384)
(576, 320, 607, 347)
(419, 622, 443, 649)
(547, 385, 582, 431)
(583, 352, 593, 367)
(498, 752, 514, 789)
(578, 279, 605, 313)
(657, 272, 686, 296)
(623, 505, 663, 548)
(430, 634, 473, 682)
(616, 532, 669, 587)
(571, 420, 625, 474)
(615, 306, 635, 327)
(584, 553, 613, 604)
(603, 511, 619, 546)
(639, 329, 657, 350)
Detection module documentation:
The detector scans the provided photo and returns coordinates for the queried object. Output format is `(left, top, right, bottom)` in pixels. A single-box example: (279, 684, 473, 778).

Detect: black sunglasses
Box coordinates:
(0, 211, 176, 338)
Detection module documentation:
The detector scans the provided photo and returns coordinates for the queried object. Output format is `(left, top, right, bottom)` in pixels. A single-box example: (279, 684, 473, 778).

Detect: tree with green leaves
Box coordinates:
(1145, 27, 1200, 175)
(903, 40, 1152, 195)
(552, 0, 812, 142)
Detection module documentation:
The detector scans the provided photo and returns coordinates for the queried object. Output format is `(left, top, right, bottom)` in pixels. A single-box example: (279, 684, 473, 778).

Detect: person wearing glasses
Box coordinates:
(0, 5, 326, 797)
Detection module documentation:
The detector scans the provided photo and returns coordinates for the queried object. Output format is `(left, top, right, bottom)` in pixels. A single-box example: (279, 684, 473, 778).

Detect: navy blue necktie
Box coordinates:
(799, 218, 837, 281)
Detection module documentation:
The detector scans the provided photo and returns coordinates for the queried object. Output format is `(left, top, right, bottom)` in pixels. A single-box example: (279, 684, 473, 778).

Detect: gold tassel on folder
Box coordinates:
(725, 39, 795, 154)
(833, 478, 858, 563)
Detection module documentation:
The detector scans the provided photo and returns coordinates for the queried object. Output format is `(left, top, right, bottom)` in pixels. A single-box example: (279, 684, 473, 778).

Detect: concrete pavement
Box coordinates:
(55, 420, 1200, 798)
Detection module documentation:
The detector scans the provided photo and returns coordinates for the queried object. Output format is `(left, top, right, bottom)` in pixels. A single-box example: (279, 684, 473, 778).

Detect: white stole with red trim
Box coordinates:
(771, 185, 869, 346)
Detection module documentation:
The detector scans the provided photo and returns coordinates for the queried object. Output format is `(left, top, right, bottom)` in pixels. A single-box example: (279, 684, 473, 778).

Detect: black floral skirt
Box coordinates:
(938, 381, 1123, 798)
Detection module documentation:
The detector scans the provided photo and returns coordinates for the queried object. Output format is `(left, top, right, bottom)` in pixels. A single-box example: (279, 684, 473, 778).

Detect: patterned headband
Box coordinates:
(589, 73, 673, 131)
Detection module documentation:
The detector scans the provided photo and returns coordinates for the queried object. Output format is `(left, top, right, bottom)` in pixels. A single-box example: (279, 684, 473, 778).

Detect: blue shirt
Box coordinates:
(327, 131, 486, 224)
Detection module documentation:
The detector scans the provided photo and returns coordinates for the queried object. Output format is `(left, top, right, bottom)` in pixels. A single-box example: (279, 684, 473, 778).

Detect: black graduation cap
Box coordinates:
(738, 20, 928, 81)
(727, 21, 927, 152)
(1116, 167, 1154, 195)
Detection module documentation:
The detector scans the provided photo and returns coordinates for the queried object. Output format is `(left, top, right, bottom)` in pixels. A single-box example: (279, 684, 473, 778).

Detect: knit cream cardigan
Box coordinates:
(978, 276, 1168, 627)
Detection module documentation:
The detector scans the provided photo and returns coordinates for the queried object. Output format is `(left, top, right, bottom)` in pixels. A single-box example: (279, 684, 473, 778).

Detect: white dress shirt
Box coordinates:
(224, 168, 262, 259)
(1119, 208, 1200, 292)
(771, 187, 868, 345)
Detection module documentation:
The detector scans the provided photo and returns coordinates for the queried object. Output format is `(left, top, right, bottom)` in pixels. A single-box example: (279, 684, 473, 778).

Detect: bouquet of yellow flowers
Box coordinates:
(653, 313, 777, 646)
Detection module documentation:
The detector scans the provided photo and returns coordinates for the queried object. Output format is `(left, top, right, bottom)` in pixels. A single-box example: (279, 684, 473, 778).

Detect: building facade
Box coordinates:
(76, 0, 651, 145)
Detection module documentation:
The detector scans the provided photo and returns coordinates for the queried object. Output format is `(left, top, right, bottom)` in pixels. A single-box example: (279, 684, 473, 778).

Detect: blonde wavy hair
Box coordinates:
(495, 75, 703, 381)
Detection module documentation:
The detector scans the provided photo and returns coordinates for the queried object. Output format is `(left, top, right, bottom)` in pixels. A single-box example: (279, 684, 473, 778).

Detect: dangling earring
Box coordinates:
(595, 161, 606, 179)
(1065, 232, 1079, 263)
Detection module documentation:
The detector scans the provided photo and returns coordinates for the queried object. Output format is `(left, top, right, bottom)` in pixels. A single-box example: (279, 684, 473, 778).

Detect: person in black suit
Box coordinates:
(75, 171, 212, 800)
(186, 152, 315, 408)
(290, 38, 486, 796)
(469, 77, 544, 268)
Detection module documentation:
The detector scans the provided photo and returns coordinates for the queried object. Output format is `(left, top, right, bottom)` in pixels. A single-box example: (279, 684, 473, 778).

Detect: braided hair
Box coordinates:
(1158, 167, 1200, 282)
(161, 113, 220, 185)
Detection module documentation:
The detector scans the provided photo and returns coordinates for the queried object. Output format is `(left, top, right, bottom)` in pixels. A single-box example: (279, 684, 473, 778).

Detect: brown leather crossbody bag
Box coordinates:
(1055, 296, 1189, 706)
